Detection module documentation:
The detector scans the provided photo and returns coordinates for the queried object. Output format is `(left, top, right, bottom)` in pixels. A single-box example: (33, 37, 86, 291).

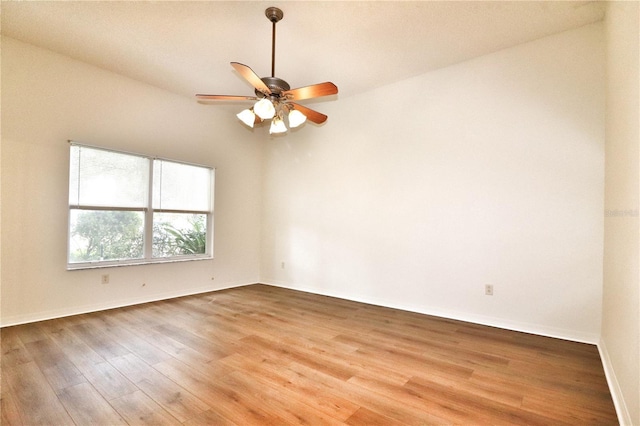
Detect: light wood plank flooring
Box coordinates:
(2, 284, 617, 425)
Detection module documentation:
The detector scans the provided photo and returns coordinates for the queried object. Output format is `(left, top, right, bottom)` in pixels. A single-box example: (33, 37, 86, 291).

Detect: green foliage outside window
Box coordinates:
(153, 215, 207, 257)
(70, 211, 206, 262)
(70, 210, 144, 262)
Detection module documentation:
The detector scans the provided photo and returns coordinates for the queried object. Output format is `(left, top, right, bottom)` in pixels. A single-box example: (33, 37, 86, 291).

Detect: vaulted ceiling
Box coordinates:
(1, 1, 605, 102)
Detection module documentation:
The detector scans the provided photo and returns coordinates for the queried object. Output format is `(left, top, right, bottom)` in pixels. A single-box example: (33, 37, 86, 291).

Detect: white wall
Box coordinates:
(601, 2, 640, 424)
(262, 23, 605, 343)
(1, 37, 264, 325)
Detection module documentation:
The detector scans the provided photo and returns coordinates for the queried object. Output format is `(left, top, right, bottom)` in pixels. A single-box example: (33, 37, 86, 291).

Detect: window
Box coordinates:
(68, 143, 214, 269)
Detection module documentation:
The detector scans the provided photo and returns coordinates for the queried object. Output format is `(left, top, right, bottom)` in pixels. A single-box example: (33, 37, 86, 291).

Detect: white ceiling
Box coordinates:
(1, 1, 605, 102)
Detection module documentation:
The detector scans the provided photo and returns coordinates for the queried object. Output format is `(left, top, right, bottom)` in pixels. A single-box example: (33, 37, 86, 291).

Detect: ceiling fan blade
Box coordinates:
(283, 82, 338, 101)
(196, 94, 258, 101)
(231, 62, 271, 95)
(290, 102, 328, 124)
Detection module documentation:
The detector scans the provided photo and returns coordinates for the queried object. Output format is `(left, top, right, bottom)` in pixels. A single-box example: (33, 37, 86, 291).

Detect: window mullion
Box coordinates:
(144, 158, 154, 259)
(208, 169, 215, 257)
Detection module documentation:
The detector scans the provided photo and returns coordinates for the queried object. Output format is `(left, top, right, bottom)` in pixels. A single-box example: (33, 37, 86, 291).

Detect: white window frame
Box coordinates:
(67, 142, 215, 270)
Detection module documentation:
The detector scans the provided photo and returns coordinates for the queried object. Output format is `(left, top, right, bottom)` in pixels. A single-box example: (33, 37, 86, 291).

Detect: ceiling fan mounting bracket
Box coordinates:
(265, 7, 284, 23)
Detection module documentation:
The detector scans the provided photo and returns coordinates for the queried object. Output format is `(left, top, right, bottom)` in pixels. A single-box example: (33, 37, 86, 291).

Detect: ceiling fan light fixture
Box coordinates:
(270, 116, 287, 134)
(237, 108, 256, 128)
(288, 109, 307, 128)
(196, 7, 338, 133)
(254, 98, 276, 120)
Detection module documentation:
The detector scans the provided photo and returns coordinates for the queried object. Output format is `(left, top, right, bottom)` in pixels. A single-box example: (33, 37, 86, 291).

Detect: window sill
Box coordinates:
(66, 255, 213, 271)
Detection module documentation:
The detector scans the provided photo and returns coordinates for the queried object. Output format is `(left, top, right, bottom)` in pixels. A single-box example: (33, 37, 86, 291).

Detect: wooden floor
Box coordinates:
(2, 284, 617, 425)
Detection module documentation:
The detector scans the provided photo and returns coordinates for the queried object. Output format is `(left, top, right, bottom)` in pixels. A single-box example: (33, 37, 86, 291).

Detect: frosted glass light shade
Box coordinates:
(254, 98, 276, 120)
(236, 109, 256, 127)
(270, 117, 287, 134)
(288, 109, 307, 128)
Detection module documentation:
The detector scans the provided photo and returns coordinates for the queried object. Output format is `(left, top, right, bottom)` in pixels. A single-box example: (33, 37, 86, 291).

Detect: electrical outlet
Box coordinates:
(281, 262, 285, 269)
(101, 274, 109, 284)
(485, 284, 493, 296)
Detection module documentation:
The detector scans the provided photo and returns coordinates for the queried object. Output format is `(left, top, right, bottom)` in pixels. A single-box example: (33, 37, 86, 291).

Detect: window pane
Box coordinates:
(153, 213, 207, 257)
(153, 160, 211, 211)
(69, 210, 144, 263)
(70, 145, 149, 208)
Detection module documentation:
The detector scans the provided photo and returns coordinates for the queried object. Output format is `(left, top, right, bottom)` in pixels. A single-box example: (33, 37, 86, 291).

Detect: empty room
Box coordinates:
(1, 1, 638, 425)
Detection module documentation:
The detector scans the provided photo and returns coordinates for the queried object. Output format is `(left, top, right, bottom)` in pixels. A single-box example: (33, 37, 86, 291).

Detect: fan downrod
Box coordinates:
(265, 7, 283, 78)
(265, 7, 283, 23)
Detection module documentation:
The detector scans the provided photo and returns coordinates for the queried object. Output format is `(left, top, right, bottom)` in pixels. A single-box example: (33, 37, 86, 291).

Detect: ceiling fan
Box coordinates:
(196, 7, 338, 134)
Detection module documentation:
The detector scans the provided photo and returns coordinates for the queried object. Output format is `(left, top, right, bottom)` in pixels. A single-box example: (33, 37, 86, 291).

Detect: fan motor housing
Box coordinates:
(257, 76, 290, 96)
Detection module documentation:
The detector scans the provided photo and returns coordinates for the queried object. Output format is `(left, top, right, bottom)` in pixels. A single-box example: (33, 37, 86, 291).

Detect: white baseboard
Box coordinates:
(0, 280, 254, 327)
(261, 279, 600, 344)
(3, 279, 599, 343)
(598, 338, 633, 425)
